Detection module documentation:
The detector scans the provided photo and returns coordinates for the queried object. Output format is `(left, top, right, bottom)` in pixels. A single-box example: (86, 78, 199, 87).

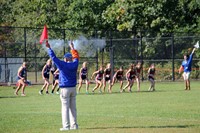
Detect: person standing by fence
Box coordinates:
(179, 48, 196, 90)
(103, 63, 112, 93)
(46, 41, 79, 131)
(39, 59, 52, 95)
(14, 62, 27, 96)
(77, 62, 89, 94)
(136, 62, 142, 92)
(122, 64, 136, 93)
(91, 65, 104, 93)
(112, 66, 124, 92)
(148, 63, 156, 91)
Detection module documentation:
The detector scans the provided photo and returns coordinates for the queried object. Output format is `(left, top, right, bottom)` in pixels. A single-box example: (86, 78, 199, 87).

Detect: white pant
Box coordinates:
(60, 87, 78, 129)
(183, 72, 191, 80)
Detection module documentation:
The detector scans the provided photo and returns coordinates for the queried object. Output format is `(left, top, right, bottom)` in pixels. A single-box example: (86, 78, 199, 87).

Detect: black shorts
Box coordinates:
(96, 77, 102, 81)
(116, 76, 123, 81)
(44, 74, 49, 79)
(105, 76, 111, 81)
(128, 76, 135, 81)
(148, 76, 154, 80)
(81, 75, 87, 80)
(54, 75, 59, 80)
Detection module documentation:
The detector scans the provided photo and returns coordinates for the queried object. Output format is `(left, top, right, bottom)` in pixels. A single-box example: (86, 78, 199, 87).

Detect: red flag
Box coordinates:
(39, 25, 48, 44)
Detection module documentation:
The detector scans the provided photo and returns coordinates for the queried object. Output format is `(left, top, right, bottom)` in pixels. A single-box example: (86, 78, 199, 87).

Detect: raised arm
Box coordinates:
(191, 48, 196, 55)
(70, 42, 79, 60)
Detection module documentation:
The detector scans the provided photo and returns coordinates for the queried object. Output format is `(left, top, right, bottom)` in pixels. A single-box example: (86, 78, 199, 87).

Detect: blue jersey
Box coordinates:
(48, 48, 79, 88)
(43, 65, 51, 78)
(81, 67, 87, 76)
(182, 53, 194, 72)
(18, 67, 26, 80)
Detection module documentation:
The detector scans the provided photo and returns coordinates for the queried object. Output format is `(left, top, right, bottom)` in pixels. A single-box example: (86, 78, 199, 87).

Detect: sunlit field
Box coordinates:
(1, 81, 200, 133)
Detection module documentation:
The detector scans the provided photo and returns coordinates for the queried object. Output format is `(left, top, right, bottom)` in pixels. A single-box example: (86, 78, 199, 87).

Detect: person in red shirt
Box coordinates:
(148, 63, 156, 91)
(122, 64, 136, 93)
(91, 66, 104, 93)
(136, 62, 142, 92)
(112, 66, 124, 92)
(103, 63, 112, 93)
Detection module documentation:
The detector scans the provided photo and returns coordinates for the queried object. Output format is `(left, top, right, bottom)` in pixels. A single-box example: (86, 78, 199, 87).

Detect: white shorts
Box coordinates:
(183, 72, 191, 80)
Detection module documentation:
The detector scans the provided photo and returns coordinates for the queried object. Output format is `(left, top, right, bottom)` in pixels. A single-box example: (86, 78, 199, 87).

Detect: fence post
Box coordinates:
(4, 43, 8, 82)
(109, 30, 114, 78)
(95, 30, 98, 70)
(171, 34, 175, 81)
(34, 42, 37, 83)
(24, 27, 27, 80)
(140, 31, 144, 81)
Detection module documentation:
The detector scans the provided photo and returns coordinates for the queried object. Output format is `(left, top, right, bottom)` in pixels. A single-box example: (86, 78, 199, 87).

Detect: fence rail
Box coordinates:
(0, 26, 200, 84)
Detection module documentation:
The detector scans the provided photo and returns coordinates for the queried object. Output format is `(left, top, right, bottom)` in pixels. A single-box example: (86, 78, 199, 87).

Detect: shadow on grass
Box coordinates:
(86, 124, 196, 129)
(0, 96, 17, 98)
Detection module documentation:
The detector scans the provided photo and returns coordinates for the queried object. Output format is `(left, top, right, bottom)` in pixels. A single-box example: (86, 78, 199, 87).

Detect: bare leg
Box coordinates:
(119, 80, 123, 92)
(136, 78, 140, 92)
(122, 80, 131, 92)
(103, 80, 106, 92)
(77, 79, 82, 93)
(15, 82, 22, 95)
(93, 81, 100, 92)
(85, 80, 89, 93)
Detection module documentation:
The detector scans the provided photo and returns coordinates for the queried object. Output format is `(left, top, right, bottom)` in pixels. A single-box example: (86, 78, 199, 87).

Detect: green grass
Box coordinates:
(1, 81, 200, 133)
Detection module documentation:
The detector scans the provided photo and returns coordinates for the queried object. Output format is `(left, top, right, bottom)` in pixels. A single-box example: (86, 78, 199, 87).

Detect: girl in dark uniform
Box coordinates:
(122, 64, 136, 93)
(91, 65, 104, 93)
(112, 66, 124, 92)
(103, 63, 112, 93)
(51, 69, 60, 94)
(148, 63, 156, 91)
(77, 62, 89, 94)
(136, 62, 142, 92)
(39, 59, 52, 95)
(14, 62, 27, 96)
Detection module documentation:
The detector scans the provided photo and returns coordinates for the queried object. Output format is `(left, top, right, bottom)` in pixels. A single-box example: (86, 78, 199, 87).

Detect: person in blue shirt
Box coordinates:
(179, 48, 196, 90)
(45, 41, 79, 131)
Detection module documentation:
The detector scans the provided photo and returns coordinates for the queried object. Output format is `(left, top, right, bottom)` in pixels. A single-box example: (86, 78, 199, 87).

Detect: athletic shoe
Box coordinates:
(21, 93, 26, 96)
(120, 89, 125, 93)
(70, 125, 78, 130)
(14, 92, 18, 96)
(46, 91, 49, 95)
(99, 90, 102, 93)
(86, 91, 89, 95)
(60, 127, 70, 131)
(39, 90, 43, 95)
(56, 91, 60, 95)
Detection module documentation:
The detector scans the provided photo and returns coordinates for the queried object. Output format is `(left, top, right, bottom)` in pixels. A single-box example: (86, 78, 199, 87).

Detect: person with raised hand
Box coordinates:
(46, 41, 79, 131)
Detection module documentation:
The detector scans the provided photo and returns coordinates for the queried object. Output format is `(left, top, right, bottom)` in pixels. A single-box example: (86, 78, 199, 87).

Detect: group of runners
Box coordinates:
(14, 60, 156, 96)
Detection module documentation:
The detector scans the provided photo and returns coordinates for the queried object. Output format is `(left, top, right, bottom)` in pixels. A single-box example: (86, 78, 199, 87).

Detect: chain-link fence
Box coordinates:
(0, 26, 200, 84)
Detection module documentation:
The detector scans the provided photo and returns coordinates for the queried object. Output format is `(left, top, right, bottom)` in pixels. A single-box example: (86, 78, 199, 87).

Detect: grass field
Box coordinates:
(1, 81, 200, 133)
